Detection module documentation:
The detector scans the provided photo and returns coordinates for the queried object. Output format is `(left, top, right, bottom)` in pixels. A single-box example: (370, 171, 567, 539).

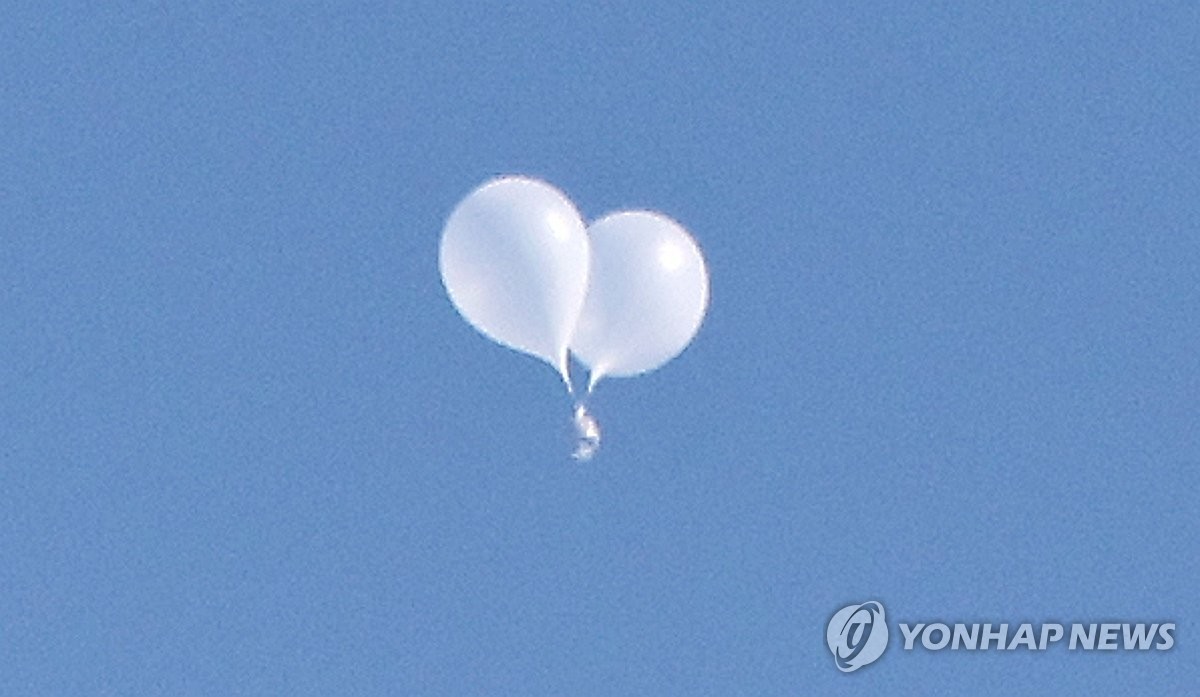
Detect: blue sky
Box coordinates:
(2, 2, 1197, 694)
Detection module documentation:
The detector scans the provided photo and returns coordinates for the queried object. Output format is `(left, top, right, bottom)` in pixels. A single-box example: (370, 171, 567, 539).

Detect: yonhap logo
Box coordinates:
(825, 600, 1177, 674)
(827, 601, 889, 672)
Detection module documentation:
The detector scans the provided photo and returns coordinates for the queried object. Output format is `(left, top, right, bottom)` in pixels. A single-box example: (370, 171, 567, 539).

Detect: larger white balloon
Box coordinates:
(439, 176, 590, 384)
(570, 211, 709, 389)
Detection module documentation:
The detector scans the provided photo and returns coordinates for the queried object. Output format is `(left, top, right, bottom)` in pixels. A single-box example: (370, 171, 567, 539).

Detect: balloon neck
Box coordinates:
(556, 357, 576, 398)
(586, 370, 604, 394)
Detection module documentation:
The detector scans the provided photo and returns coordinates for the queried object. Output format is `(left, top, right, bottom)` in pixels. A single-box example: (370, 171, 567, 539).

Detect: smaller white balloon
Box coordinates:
(570, 211, 709, 389)
(439, 176, 590, 384)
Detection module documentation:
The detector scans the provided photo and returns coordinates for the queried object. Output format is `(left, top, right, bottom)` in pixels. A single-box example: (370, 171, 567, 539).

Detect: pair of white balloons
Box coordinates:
(439, 176, 709, 395)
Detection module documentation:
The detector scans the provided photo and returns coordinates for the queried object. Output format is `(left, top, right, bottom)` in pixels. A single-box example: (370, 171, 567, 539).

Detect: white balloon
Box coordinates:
(439, 176, 590, 384)
(570, 211, 709, 389)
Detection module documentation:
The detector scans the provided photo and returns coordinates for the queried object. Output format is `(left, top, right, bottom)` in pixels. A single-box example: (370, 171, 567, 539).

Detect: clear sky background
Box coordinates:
(2, 2, 1197, 695)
